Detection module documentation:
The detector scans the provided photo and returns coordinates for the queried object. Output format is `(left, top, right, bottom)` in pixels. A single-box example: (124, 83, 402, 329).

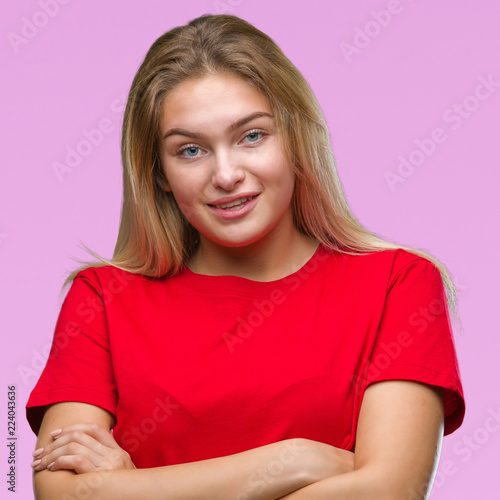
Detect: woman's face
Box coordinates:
(159, 73, 297, 249)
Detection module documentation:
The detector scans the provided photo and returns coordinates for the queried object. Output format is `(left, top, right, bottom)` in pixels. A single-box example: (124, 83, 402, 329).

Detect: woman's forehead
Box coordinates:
(165, 73, 269, 105)
(160, 74, 273, 131)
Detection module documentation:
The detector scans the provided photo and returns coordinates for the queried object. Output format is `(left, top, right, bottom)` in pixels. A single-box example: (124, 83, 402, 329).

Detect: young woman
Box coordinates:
(26, 14, 465, 500)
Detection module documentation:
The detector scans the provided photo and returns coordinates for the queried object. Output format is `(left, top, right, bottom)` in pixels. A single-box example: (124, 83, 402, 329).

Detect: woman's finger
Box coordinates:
(51, 423, 120, 449)
(47, 452, 98, 474)
(36, 429, 108, 463)
(32, 441, 111, 473)
(31, 422, 136, 474)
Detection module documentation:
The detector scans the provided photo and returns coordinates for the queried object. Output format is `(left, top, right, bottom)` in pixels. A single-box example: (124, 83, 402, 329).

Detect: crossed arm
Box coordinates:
(32, 380, 444, 500)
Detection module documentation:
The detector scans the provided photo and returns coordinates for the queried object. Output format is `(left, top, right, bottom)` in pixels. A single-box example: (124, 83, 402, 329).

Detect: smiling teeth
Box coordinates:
(216, 196, 254, 209)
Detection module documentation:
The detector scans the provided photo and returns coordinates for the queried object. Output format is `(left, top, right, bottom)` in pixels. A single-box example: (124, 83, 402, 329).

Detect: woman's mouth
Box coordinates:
(211, 195, 258, 210)
(207, 194, 259, 219)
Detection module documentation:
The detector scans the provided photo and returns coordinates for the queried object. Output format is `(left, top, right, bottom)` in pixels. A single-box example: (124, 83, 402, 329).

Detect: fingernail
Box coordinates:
(50, 429, 62, 437)
(31, 459, 41, 468)
(47, 462, 55, 471)
(32, 448, 44, 457)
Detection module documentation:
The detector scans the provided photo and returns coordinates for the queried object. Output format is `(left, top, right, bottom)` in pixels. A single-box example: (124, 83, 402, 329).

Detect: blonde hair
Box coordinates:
(64, 14, 461, 322)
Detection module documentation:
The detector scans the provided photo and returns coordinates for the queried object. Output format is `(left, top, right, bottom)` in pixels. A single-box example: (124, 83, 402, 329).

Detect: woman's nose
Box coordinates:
(211, 150, 245, 191)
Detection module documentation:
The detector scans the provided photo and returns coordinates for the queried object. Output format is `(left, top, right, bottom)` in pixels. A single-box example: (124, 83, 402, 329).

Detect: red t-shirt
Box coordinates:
(26, 245, 465, 468)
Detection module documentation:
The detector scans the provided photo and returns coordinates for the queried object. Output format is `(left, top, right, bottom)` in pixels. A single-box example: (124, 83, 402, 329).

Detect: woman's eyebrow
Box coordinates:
(162, 111, 274, 140)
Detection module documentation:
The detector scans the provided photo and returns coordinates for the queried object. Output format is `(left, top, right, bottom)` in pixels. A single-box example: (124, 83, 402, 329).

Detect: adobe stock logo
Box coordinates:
(339, 0, 412, 63)
(222, 251, 330, 354)
(17, 267, 135, 387)
(236, 439, 307, 500)
(212, 0, 243, 14)
(118, 396, 180, 453)
(385, 74, 499, 191)
(350, 295, 447, 396)
(7, 0, 72, 54)
(52, 94, 127, 182)
(408, 406, 500, 498)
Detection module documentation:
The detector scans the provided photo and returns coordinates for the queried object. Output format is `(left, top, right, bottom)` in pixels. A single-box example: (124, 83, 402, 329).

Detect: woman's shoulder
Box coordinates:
(318, 247, 446, 321)
(72, 264, 148, 291)
(319, 245, 435, 280)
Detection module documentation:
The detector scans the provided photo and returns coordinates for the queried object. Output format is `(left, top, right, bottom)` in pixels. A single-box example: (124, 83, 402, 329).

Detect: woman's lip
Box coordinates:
(208, 192, 260, 206)
(207, 194, 259, 220)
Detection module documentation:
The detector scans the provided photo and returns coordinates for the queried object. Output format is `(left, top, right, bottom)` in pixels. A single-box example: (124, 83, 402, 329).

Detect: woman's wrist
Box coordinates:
(229, 439, 312, 499)
(281, 438, 356, 486)
(239, 437, 355, 499)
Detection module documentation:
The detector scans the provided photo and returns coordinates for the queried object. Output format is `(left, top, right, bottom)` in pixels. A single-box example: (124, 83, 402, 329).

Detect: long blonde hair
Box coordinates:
(64, 14, 461, 321)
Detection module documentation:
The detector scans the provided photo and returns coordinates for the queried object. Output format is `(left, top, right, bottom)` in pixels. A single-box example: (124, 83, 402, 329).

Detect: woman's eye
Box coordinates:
(243, 130, 267, 143)
(246, 132, 261, 142)
(176, 131, 267, 158)
(178, 146, 202, 158)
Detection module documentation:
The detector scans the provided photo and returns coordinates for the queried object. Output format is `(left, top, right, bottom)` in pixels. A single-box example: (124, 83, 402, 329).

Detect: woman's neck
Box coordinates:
(186, 230, 319, 282)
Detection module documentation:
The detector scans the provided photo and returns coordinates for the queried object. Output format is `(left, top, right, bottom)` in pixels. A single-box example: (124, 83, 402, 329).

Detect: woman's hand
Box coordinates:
(31, 423, 136, 474)
(291, 438, 354, 484)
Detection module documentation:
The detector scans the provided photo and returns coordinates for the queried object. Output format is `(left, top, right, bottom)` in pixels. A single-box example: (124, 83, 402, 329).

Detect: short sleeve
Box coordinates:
(26, 272, 118, 435)
(363, 257, 465, 435)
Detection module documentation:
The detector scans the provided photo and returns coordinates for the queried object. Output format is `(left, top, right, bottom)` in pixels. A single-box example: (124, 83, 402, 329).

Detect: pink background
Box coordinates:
(2, 1, 499, 498)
